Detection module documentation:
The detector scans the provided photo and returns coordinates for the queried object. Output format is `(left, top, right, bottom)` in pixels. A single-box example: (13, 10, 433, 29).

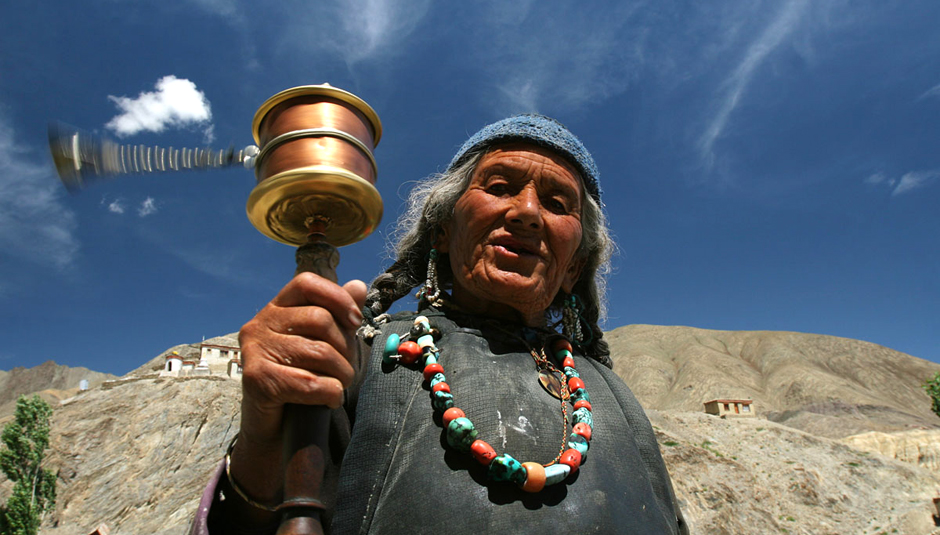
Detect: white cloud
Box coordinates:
(698, 0, 810, 166)
(108, 199, 125, 214)
(0, 115, 79, 270)
(892, 170, 939, 196)
(105, 76, 214, 140)
(138, 197, 157, 217)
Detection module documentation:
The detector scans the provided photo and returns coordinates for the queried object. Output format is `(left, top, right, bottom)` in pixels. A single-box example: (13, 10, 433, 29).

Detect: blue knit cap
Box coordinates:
(447, 114, 601, 202)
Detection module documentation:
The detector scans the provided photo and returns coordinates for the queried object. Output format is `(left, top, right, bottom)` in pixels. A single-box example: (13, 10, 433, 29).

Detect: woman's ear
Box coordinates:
(434, 224, 451, 253)
(561, 257, 585, 294)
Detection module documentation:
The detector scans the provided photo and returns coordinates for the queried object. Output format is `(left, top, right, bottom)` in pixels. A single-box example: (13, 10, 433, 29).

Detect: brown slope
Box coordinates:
(607, 325, 940, 438)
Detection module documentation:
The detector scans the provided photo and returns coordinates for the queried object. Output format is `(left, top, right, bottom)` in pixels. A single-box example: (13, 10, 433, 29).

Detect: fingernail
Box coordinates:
(348, 311, 363, 328)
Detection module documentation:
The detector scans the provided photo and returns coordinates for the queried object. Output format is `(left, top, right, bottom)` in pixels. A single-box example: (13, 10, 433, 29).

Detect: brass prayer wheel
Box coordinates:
(247, 84, 383, 247)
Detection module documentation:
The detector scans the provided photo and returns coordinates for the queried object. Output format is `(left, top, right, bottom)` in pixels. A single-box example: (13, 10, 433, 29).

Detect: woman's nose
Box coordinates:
(506, 186, 542, 229)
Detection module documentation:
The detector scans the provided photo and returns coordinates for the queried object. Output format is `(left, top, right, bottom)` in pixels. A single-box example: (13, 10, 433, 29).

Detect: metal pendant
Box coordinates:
(539, 370, 564, 400)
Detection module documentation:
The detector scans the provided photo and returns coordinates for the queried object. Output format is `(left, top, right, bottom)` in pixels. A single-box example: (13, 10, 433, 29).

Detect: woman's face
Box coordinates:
(439, 143, 584, 326)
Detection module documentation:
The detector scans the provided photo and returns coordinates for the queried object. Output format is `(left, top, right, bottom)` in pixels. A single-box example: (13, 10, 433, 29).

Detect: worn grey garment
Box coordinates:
(331, 308, 686, 534)
(195, 307, 687, 534)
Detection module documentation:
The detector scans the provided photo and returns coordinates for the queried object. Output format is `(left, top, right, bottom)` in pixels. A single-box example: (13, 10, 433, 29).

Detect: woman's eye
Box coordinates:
(487, 182, 509, 194)
(547, 198, 569, 213)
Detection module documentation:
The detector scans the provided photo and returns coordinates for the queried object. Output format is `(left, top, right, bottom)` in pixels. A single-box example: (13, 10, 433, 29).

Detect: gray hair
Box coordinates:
(363, 148, 614, 366)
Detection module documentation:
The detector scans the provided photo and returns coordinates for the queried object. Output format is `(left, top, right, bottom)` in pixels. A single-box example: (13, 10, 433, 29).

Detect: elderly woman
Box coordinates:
(193, 116, 687, 534)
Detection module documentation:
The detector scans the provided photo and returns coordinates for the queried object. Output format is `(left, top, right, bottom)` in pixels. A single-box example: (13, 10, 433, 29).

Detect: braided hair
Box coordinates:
(362, 149, 615, 367)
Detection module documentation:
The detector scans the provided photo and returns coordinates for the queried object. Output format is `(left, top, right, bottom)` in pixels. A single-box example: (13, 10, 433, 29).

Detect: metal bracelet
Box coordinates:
(224, 435, 279, 512)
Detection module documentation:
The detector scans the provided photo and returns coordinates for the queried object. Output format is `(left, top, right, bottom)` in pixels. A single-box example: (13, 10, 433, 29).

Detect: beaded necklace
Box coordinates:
(383, 314, 594, 492)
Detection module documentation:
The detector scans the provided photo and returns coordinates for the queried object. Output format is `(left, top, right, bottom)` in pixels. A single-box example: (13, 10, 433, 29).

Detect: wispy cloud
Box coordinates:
(138, 197, 157, 217)
(865, 169, 938, 196)
(893, 170, 939, 196)
(468, 2, 644, 115)
(277, 0, 432, 65)
(165, 244, 255, 286)
(0, 114, 79, 271)
(698, 0, 810, 166)
(105, 75, 215, 142)
(864, 172, 895, 187)
(918, 83, 940, 101)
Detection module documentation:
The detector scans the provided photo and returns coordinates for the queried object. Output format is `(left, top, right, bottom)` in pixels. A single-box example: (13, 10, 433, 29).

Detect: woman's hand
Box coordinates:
(229, 272, 367, 509)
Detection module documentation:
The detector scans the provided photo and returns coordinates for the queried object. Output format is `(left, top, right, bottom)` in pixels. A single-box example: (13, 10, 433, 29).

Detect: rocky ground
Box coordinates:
(39, 376, 240, 535)
(651, 411, 940, 534)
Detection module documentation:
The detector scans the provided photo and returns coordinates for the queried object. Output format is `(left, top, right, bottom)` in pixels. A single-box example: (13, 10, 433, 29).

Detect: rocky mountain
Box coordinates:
(607, 324, 940, 438)
(0, 361, 117, 421)
(41, 375, 240, 535)
(2, 326, 938, 534)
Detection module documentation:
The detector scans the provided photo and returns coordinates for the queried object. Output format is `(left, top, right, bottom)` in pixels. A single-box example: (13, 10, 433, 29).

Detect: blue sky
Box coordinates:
(1, 1, 938, 375)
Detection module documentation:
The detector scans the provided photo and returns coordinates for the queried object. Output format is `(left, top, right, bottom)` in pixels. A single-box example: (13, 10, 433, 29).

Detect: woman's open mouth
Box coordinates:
(492, 238, 539, 258)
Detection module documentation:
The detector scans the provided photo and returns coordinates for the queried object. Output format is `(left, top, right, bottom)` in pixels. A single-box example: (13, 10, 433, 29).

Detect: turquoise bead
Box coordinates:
(417, 334, 435, 349)
(383, 333, 400, 364)
(429, 373, 446, 387)
(446, 417, 477, 452)
(568, 433, 589, 459)
(572, 407, 593, 428)
(488, 454, 526, 485)
(555, 349, 572, 359)
(432, 391, 454, 412)
(571, 389, 591, 404)
(544, 463, 570, 485)
(564, 367, 580, 379)
(424, 353, 438, 366)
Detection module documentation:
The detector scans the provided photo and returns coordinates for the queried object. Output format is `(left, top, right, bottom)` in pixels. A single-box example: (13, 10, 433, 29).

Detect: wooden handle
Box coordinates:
(277, 236, 340, 535)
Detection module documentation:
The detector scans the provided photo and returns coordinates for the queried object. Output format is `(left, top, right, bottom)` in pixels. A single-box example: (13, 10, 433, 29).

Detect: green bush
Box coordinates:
(0, 395, 57, 535)
(924, 371, 940, 418)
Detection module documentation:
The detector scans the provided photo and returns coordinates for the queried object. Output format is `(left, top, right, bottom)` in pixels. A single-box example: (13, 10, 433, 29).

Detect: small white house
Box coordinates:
(228, 358, 243, 378)
(704, 398, 756, 418)
(164, 352, 183, 373)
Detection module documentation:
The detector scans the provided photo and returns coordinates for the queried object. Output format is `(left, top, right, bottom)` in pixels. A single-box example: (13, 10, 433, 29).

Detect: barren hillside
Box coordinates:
(608, 325, 940, 437)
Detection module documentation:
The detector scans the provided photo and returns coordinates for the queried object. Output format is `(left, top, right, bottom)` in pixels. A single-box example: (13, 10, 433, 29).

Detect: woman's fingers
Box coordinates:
(247, 353, 347, 409)
(239, 273, 368, 413)
(272, 272, 363, 330)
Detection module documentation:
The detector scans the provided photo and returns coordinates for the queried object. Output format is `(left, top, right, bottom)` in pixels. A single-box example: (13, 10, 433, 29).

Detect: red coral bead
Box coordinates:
(432, 382, 451, 393)
(573, 422, 592, 441)
(554, 339, 573, 353)
(442, 407, 465, 427)
(568, 377, 585, 392)
(398, 341, 422, 364)
(562, 355, 576, 369)
(470, 439, 497, 465)
(574, 399, 592, 412)
(559, 448, 582, 473)
(423, 363, 445, 381)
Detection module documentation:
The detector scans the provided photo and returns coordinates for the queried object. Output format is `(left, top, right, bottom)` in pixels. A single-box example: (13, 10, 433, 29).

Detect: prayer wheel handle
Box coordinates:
(248, 86, 382, 535)
(275, 236, 339, 535)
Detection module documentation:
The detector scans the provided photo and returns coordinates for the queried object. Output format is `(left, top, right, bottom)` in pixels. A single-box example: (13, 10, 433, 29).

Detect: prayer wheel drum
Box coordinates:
(247, 84, 383, 246)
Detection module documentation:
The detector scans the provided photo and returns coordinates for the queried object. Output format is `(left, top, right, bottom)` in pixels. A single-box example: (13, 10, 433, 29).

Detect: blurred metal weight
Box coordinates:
(48, 84, 384, 248)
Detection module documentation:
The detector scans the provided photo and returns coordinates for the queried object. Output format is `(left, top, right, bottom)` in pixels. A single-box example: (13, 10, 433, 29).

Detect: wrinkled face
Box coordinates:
(439, 143, 584, 325)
